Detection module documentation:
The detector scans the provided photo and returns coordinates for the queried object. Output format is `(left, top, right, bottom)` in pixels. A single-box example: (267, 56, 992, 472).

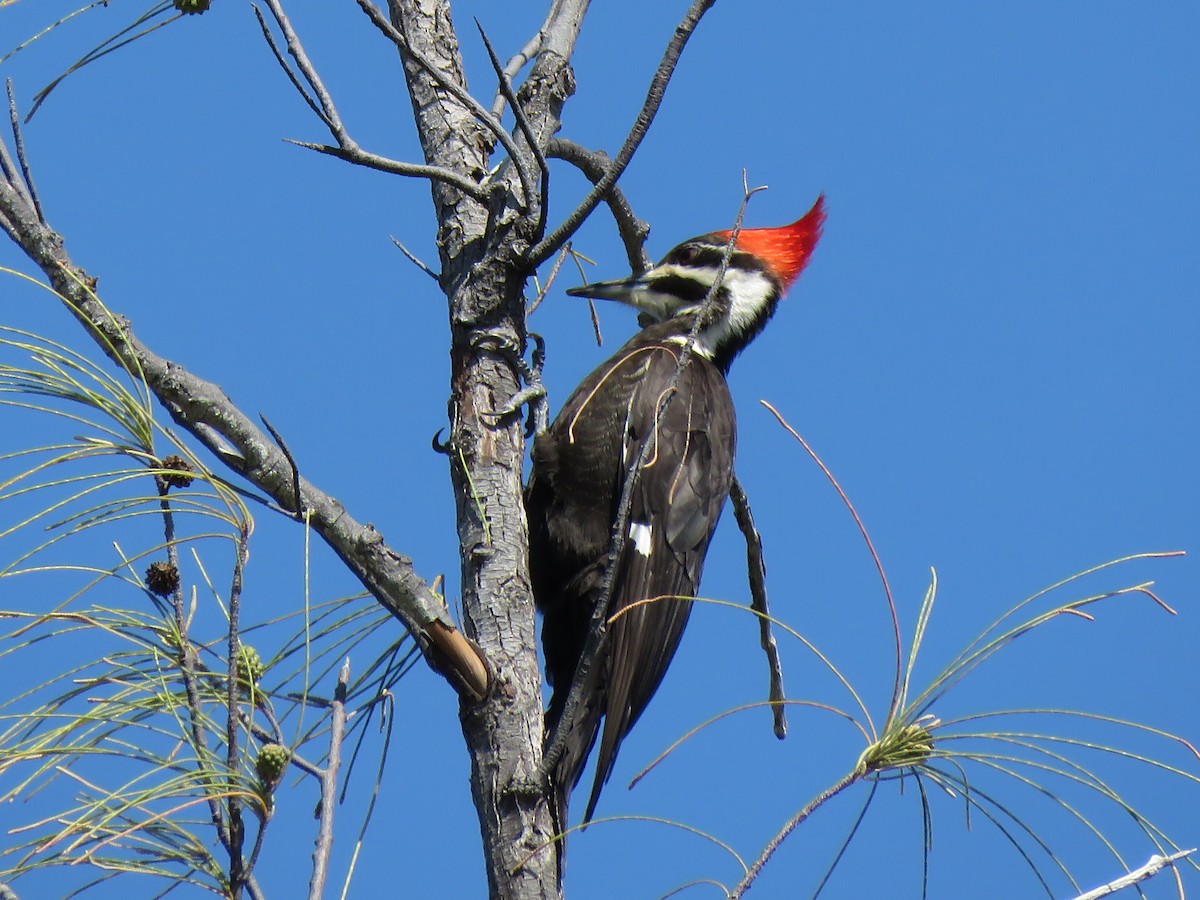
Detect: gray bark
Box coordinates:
(386, 1, 584, 894)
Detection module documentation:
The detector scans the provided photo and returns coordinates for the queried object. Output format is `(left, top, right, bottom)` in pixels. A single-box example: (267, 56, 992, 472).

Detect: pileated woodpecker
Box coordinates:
(526, 197, 826, 830)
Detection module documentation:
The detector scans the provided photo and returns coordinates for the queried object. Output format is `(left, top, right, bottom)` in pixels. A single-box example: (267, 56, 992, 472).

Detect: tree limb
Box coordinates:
(546, 137, 650, 274)
(527, 0, 716, 267)
(0, 172, 489, 702)
(254, 0, 489, 202)
(1071, 849, 1195, 900)
(284, 138, 488, 200)
(357, 0, 537, 212)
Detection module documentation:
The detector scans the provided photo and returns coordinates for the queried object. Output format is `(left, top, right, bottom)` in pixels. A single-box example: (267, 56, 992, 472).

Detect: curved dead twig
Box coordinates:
(353, 0, 537, 211)
(284, 139, 487, 200)
(547, 138, 651, 274)
(255, 0, 488, 202)
(729, 475, 788, 739)
(527, 0, 716, 268)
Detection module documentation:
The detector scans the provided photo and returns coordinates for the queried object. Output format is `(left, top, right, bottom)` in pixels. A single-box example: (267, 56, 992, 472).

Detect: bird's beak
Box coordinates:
(565, 276, 646, 305)
(566, 271, 680, 323)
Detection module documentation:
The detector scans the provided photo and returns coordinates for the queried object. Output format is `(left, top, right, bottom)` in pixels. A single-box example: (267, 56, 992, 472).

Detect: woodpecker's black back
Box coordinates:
(528, 196, 825, 846)
(527, 316, 736, 827)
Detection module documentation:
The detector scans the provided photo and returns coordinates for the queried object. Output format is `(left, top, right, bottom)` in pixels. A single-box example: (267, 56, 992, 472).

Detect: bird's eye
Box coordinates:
(676, 246, 698, 265)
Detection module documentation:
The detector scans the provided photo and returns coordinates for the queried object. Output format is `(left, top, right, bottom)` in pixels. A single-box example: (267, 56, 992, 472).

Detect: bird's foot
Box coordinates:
(470, 330, 548, 435)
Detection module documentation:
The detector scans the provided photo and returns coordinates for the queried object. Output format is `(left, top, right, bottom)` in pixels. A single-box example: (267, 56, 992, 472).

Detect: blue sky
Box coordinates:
(1, 2, 1197, 897)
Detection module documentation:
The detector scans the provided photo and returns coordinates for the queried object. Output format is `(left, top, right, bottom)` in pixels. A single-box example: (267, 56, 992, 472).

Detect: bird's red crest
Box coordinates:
(717, 194, 826, 293)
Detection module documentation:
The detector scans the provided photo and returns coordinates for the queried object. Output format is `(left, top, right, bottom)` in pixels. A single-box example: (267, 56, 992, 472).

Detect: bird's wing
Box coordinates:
(583, 347, 736, 822)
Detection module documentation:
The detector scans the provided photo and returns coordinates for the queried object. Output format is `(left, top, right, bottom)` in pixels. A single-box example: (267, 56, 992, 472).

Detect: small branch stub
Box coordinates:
(1071, 849, 1195, 900)
(423, 620, 489, 701)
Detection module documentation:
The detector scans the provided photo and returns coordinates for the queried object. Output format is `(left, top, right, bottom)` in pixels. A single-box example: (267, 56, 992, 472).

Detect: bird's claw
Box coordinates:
(470, 329, 548, 435)
(480, 384, 548, 436)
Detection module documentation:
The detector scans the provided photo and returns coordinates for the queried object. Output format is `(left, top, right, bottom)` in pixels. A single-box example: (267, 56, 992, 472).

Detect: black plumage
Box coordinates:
(527, 196, 826, 841)
(527, 317, 736, 824)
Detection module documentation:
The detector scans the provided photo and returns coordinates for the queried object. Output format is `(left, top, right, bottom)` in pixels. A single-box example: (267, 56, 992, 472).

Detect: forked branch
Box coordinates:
(547, 138, 651, 274)
(0, 133, 489, 702)
(527, 0, 717, 267)
(254, 0, 488, 201)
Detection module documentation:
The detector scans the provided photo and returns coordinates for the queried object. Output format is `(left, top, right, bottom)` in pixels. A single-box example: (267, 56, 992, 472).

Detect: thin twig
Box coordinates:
(252, 5, 329, 128)
(528, 0, 717, 267)
(5, 80, 42, 222)
(260, 413, 305, 519)
(284, 139, 487, 201)
(353, 0, 536, 209)
(389, 235, 440, 282)
(259, 0, 345, 135)
(0, 111, 24, 203)
(255, 1, 487, 201)
(547, 138, 651, 274)
(729, 475, 787, 739)
(476, 20, 549, 241)
(526, 243, 571, 316)
(727, 769, 863, 899)
(309, 658, 350, 900)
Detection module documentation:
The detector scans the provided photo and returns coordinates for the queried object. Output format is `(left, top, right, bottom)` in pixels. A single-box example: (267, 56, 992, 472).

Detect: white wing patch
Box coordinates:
(629, 522, 653, 557)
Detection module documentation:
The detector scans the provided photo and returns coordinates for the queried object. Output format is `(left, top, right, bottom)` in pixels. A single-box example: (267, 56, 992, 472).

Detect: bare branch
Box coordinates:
(225, 526, 251, 895)
(728, 770, 864, 899)
(526, 243, 571, 316)
(389, 235, 440, 282)
(546, 137, 650, 274)
(729, 476, 788, 739)
(355, 0, 537, 210)
(253, 2, 488, 201)
(485, 0, 579, 119)
(309, 659, 350, 900)
(5, 80, 42, 222)
(476, 20, 549, 241)
(1071, 849, 1195, 900)
(258, 0, 345, 135)
(0, 174, 489, 702)
(252, 5, 331, 129)
(527, 0, 716, 267)
(283, 138, 487, 201)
